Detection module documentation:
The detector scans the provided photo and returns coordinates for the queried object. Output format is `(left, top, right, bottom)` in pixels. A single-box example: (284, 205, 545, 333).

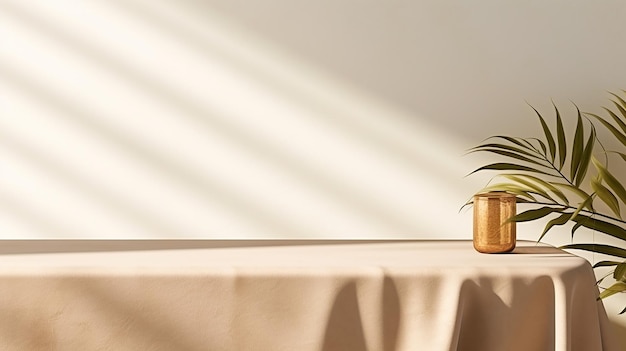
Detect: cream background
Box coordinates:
(1, 0, 626, 336)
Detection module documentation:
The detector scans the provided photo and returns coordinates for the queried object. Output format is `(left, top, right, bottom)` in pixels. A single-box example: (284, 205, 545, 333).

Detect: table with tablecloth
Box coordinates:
(0, 240, 615, 350)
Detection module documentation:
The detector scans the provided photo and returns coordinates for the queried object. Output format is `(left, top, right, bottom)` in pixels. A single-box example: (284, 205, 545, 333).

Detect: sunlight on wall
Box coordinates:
(0, 0, 482, 238)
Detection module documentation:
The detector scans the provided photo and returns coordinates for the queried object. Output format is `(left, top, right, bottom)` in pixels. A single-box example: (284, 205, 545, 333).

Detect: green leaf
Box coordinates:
(609, 92, 626, 112)
(597, 271, 614, 285)
(593, 260, 622, 268)
(599, 281, 626, 300)
(591, 176, 621, 218)
(603, 106, 626, 135)
(592, 156, 626, 206)
(502, 174, 555, 202)
(610, 99, 626, 132)
(561, 243, 626, 258)
(485, 136, 538, 151)
(570, 194, 595, 220)
(551, 182, 593, 209)
(614, 262, 626, 282)
(468, 149, 549, 168)
(538, 212, 572, 242)
(575, 126, 595, 187)
(587, 112, 626, 147)
(468, 143, 544, 161)
(530, 105, 556, 162)
(503, 174, 568, 204)
(571, 218, 586, 239)
(571, 109, 584, 180)
(554, 102, 567, 170)
(527, 138, 547, 156)
(467, 163, 554, 177)
(478, 184, 537, 202)
(570, 214, 626, 241)
(507, 206, 563, 223)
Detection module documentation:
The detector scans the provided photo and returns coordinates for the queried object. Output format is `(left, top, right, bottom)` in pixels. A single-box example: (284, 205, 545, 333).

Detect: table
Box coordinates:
(0, 240, 616, 351)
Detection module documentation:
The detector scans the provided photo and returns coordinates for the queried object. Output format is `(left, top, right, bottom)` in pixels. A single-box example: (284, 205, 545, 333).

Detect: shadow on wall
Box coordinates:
(0, 0, 476, 238)
(172, 0, 626, 138)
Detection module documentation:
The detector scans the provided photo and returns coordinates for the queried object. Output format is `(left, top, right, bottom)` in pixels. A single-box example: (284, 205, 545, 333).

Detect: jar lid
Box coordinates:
(474, 192, 517, 199)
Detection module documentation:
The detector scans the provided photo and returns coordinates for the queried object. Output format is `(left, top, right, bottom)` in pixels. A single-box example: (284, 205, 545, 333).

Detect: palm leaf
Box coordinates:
(571, 222, 584, 239)
(530, 105, 556, 162)
(478, 184, 537, 202)
(591, 176, 621, 218)
(609, 99, 626, 132)
(507, 207, 564, 223)
(570, 110, 584, 181)
(587, 112, 626, 147)
(468, 149, 549, 168)
(554, 102, 567, 170)
(538, 212, 572, 242)
(575, 125, 595, 186)
(551, 182, 593, 208)
(561, 243, 626, 258)
(603, 106, 626, 135)
(593, 260, 622, 268)
(570, 194, 595, 221)
(501, 174, 555, 202)
(609, 92, 626, 111)
(614, 262, 626, 281)
(569, 196, 595, 240)
(503, 174, 569, 204)
(592, 156, 626, 206)
(570, 214, 626, 241)
(487, 136, 538, 152)
(468, 143, 543, 160)
(528, 137, 548, 156)
(467, 163, 554, 177)
(599, 281, 626, 300)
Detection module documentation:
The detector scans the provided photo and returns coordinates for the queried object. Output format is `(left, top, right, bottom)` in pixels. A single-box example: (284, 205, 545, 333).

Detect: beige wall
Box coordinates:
(1, 0, 626, 328)
(3, 0, 624, 239)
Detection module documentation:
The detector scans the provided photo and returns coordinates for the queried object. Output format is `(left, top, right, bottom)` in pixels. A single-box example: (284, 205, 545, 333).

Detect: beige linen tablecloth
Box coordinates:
(0, 240, 616, 351)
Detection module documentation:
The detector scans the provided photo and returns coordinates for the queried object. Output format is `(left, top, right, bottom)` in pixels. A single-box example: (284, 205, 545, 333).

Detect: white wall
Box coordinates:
(2, 0, 626, 331)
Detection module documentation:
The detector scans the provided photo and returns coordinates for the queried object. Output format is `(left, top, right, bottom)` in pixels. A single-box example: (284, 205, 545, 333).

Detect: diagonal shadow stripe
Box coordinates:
(0, 1, 423, 234)
(0, 130, 182, 238)
(0, 64, 305, 237)
(110, 0, 458, 178)
(0, 190, 82, 238)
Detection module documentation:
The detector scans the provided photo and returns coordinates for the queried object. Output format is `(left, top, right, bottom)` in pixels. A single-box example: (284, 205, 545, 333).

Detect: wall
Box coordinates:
(1, 0, 626, 332)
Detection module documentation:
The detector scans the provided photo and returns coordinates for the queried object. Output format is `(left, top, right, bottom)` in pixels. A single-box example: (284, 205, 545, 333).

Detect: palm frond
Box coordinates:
(575, 126, 595, 186)
(507, 207, 565, 223)
(529, 104, 557, 162)
(570, 214, 626, 241)
(587, 112, 626, 147)
(591, 176, 621, 218)
(539, 212, 573, 242)
(592, 156, 626, 205)
(554, 102, 567, 170)
(571, 109, 585, 180)
(467, 163, 554, 177)
(599, 281, 626, 300)
(502, 174, 569, 204)
(561, 243, 626, 258)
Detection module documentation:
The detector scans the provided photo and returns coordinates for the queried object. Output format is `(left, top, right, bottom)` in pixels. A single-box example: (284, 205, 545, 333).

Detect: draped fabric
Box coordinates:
(0, 240, 616, 350)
